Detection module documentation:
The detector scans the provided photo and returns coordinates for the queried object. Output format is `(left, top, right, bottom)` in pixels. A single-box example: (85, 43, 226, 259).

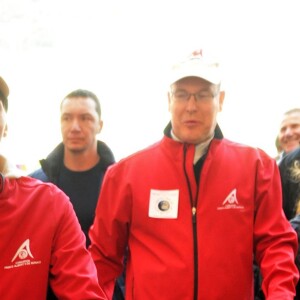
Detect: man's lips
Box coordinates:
(184, 120, 199, 125)
(67, 138, 83, 143)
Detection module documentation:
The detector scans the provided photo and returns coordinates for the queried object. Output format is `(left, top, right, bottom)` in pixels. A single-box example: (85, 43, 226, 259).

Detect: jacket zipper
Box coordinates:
(183, 144, 198, 300)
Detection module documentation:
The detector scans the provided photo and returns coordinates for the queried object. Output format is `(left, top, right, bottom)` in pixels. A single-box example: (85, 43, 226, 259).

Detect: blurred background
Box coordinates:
(0, 0, 299, 172)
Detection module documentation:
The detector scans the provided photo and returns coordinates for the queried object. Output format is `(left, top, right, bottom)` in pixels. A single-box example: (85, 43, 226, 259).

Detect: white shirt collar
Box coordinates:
(170, 131, 213, 164)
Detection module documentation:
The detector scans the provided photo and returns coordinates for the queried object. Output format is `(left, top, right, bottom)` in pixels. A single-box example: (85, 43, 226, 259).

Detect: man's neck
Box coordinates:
(170, 130, 213, 164)
(63, 149, 100, 172)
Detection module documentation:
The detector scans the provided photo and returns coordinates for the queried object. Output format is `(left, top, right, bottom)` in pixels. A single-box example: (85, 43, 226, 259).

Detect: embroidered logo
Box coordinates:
(217, 189, 245, 210)
(11, 239, 34, 262)
(4, 239, 41, 269)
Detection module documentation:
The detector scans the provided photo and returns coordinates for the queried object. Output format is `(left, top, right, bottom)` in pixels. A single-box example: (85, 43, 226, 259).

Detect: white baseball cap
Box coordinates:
(169, 49, 221, 86)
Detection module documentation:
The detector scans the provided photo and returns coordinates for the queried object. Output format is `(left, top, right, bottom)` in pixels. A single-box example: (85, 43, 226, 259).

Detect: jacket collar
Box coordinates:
(39, 140, 115, 183)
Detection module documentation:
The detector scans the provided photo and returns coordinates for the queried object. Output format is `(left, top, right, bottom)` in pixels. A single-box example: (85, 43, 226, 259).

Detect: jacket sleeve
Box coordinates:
(49, 188, 107, 300)
(254, 152, 299, 299)
(89, 165, 130, 300)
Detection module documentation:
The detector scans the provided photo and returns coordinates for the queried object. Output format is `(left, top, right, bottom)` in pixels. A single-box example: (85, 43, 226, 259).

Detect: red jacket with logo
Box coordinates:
(90, 134, 298, 300)
(0, 174, 107, 299)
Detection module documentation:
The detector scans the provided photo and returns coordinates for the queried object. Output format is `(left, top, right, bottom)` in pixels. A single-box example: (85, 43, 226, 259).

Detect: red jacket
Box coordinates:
(90, 134, 298, 300)
(0, 171, 107, 299)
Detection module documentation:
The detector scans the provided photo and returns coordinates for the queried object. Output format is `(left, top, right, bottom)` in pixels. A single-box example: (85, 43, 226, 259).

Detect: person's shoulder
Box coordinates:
(106, 141, 161, 173)
(17, 176, 67, 199)
(219, 138, 271, 158)
(4, 177, 71, 217)
(28, 168, 48, 181)
(214, 139, 278, 171)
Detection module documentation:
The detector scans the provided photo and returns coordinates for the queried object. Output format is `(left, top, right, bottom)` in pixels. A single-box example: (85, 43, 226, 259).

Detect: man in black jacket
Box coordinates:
(279, 147, 300, 220)
(255, 144, 300, 299)
(30, 89, 124, 300)
(278, 147, 300, 299)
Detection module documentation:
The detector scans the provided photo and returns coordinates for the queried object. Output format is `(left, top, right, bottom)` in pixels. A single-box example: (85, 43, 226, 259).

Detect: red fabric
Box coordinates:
(0, 176, 107, 299)
(90, 136, 298, 300)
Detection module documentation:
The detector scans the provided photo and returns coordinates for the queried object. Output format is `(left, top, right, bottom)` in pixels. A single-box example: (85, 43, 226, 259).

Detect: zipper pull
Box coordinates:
(192, 207, 196, 223)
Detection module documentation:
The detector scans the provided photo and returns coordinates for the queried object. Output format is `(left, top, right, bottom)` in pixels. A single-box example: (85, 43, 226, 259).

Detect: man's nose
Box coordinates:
(284, 127, 293, 136)
(70, 119, 81, 130)
(186, 95, 198, 111)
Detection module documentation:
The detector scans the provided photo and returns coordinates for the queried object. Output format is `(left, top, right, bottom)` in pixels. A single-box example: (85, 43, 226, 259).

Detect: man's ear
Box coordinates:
(167, 92, 172, 112)
(97, 120, 103, 134)
(218, 91, 225, 112)
(3, 124, 8, 138)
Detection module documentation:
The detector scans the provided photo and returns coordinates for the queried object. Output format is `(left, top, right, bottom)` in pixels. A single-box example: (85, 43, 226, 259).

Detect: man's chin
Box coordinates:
(67, 147, 85, 154)
(285, 144, 300, 154)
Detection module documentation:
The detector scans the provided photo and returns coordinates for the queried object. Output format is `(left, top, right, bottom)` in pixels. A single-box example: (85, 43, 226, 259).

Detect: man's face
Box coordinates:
(60, 96, 102, 154)
(0, 101, 8, 142)
(278, 112, 300, 154)
(168, 76, 224, 144)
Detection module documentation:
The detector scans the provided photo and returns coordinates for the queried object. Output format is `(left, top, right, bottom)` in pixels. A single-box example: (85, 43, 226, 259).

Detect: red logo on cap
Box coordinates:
(191, 49, 203, 57)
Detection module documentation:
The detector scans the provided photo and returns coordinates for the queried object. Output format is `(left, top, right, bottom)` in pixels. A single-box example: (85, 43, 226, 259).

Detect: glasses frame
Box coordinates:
(170, 89, 219, 103)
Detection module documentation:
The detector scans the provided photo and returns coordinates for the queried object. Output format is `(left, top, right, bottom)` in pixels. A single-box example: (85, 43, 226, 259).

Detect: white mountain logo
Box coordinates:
(11, 239, 34, 262)
(4, 239, 41, 270)
(217, 189, 245, 210)
(222, 189, 238, 205)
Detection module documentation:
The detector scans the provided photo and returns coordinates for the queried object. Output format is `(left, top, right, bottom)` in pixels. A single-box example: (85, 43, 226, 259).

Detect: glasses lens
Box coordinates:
(173, 91, 189, 101)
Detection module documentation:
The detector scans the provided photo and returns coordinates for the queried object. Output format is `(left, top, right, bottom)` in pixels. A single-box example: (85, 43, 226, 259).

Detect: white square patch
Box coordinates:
(148, 189, 179, 219)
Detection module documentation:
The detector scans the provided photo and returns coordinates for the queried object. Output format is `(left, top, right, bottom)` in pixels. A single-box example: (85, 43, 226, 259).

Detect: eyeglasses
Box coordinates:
(170, 90, 217, 103)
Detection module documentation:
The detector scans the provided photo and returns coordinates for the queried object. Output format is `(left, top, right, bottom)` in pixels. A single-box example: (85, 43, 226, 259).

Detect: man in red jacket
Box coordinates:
(89, 49, 299, 299)
(0, 76, 107, 299)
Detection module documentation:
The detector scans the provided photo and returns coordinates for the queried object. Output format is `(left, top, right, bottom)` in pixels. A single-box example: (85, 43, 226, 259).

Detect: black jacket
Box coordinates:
(30, 140, 115, 183)
(279, 147, 300, 220)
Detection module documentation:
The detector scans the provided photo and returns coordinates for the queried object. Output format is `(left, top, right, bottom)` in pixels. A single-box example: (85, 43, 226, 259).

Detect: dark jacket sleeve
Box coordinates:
(279, 149, 300, 220)
(290, 215, 300, 270)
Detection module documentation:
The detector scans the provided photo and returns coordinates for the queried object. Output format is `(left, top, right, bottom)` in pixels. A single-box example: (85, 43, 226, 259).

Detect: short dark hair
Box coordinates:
(61, 89, 101, 118)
